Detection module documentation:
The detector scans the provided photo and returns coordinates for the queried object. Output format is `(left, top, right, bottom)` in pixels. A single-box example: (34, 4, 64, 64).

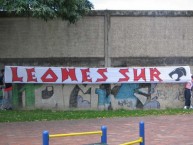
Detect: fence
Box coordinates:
(42, 126, 107, 145)
(42, 121, 145, 145)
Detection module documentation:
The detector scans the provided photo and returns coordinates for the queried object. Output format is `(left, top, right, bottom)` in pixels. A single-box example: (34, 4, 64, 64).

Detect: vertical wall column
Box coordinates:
(104, 11, 111, 67)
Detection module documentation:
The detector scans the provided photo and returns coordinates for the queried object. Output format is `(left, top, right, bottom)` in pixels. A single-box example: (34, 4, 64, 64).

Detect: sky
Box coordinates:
(89, 0, 193, 10)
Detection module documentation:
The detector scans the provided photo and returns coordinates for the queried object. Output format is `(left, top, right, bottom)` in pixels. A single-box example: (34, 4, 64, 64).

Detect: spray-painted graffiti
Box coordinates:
(11, 83, 185, 110)
(42, 86, 54, 99)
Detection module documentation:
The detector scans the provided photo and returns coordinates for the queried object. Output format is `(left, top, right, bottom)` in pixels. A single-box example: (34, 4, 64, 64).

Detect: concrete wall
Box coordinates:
(0, 10, 193, 110)
(0, 17, 104, 58)
(1, 11, 193, 68)
(11, 83, 185, 110)
(110, 17, 193, 57)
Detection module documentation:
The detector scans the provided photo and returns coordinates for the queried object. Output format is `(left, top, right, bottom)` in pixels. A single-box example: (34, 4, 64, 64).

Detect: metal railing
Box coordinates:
(42, 126, 107, 145)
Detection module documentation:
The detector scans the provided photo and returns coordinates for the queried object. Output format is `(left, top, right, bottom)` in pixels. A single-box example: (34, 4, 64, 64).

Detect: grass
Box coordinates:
(1, 108, 193, 123)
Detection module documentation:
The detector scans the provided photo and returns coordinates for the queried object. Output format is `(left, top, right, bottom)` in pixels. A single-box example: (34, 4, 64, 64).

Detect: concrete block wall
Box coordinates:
(0, 10, 193, 110)
(110, 17, 193, 57)
(0, 17, 105, 58)
(1, 11, 193, 68)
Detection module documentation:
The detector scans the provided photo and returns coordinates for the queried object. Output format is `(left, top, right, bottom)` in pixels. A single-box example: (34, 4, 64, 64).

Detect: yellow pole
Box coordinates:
(49, 131, 102, 138)
(119, 137, 143, 145)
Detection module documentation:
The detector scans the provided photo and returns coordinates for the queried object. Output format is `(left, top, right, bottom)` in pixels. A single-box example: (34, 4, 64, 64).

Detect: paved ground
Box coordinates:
(0, 114, 193, 145)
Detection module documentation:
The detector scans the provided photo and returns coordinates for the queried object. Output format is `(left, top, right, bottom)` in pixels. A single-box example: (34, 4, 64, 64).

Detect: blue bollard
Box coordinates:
(42, 131, 49, 145)
(101, 126, 107, 144)
(139, 121, 145, 145)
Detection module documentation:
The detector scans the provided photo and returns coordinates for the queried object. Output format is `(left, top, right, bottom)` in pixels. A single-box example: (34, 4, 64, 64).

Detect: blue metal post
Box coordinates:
(139, 121, 145, 145)
(42, 131, 49, 145)
(101, 126, 107, 144)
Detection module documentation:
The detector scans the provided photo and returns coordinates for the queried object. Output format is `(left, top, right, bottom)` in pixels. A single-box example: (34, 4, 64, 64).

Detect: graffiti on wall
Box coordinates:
(12, 82, 185, 110)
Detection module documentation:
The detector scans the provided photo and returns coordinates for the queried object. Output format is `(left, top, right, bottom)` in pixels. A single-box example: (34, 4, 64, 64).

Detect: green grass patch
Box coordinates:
(0, 109, 193, 123)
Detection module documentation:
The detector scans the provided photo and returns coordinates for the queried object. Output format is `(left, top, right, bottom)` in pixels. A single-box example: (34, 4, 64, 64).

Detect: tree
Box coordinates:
(0, 0, 94, 23)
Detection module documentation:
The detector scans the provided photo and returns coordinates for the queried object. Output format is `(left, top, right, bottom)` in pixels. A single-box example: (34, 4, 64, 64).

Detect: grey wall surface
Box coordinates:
(0, 17, 104, 58)
(0, 10, 193, 69)
(110, 17, 193, 57)
(0, 10, 193, 110)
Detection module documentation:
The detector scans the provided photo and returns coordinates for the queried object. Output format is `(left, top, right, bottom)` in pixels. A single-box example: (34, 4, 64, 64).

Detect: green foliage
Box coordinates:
(0, 109, 193, 123)
(0, 0, 94, 23)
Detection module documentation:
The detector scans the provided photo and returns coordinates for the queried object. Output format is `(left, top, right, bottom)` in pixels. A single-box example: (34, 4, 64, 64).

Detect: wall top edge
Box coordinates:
(89, 10, 193, 17)
(1, 10, 193, 18)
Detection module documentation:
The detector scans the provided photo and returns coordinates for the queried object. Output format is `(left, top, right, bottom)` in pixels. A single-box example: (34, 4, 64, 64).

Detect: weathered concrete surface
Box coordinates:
(1, 10, 193, 61)
(110, 17, 193, 57)
(0, 57, 105, 67)
(0, 10, 193, 110)
(111, 57, 193, 67)
(0, 17, 104, 58)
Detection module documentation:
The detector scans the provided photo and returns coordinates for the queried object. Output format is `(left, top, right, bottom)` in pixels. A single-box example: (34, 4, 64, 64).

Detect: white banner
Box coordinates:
(4, 66, 191, 84)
